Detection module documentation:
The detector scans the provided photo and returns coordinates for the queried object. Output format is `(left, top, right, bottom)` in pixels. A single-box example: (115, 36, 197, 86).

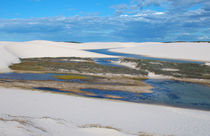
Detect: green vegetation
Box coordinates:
(54, 75, 88, 80)
(10, 57, 147, 76)
(9, 57, 210, 80)
(121, 58, 210, 79)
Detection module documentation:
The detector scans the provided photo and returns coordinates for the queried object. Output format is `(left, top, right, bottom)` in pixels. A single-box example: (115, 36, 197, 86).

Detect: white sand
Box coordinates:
(206, 62, 210, 66)
(110, 42, 210, 62)
(112, 61, 138, 69)
(0, 40, 124, 70)
(0, 40, 210, 136)
(0, 88, 210, 136)
(1, 41, 210, 70)
(0, 45, 20, 71)
(4, 41, 117, 59)
(0, 114, 134, 136)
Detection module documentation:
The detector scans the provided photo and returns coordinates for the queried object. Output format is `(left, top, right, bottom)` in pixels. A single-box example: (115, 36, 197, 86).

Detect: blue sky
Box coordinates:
(0, 0, 209, 42)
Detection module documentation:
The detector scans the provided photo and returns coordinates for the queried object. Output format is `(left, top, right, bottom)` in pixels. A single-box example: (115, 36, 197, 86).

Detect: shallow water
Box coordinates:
(144, 79, 210, 110)
(88, 49, 204, 64)
(93, 58, 121, 67)
(34, 79, 210, 111)
(0, 73, 86, 83)
(81, 80, 210, 110)
(1, 52, 210, 110)
(1, 72, 210, 110)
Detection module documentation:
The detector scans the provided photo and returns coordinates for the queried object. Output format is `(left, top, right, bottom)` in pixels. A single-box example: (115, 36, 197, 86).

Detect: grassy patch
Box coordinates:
(121, 58, 210, 79)
(10, 57, 210, 80)
(10, 62, 47, 71)
(10, 57, 147, 76)
(54, 75, 88, 80)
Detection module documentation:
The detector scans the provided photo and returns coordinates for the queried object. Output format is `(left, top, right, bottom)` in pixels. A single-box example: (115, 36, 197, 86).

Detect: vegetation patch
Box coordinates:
(121, 58, 210, 79)
(9, 57, 210, 80)
(54, 75, 88, 80)
(9, 57, 210, 84)
(10, 57, 148, 76)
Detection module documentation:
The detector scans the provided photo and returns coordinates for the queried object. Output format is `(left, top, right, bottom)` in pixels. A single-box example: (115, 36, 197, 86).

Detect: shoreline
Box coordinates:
(172, 77, 210, 87)
(110, 49, 210, 63)
(0, 73, 153, 94)
(0, 84, 210, 112)
(5, 68, 210, 87)
(109, 42, 210, 62)
(1, 87, 210, 136)
(1, 70, 210, 111)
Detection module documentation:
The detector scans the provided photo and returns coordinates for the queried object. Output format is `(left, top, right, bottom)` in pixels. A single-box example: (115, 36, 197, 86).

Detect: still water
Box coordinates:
(0, 72, 210, 110)
(0, 49, 209, 110)
(0, 73, 86, 83)
(33, 79, 210, 111)
(88, 49, 204, 64)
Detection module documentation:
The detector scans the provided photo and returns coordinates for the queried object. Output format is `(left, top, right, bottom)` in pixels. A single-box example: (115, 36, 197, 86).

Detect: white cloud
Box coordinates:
(154, 12, 164, 15)
(0, 0, 209, 42)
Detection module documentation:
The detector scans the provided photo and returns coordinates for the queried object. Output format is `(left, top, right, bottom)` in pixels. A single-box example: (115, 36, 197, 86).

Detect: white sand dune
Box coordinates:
(1, 41, 210, 70)
(0, 45, 20, 72)
(0, 88, 210, 136)
(0, 40, 137, 70)
(0, 40, 122, 71)
(110, 42, 210, 62)
(0, 40, 210, 136)
(68, 42, 137, 50)
(4, 41, 117, 59)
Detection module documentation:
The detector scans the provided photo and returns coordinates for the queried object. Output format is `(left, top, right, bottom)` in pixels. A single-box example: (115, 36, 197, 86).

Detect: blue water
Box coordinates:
(144, 79, 210, 110)
(34, 87, 71, 93)
(0, 73, 86, 83)
(93, 58, 122, 67)
(1, 51, 209, 110)
(88, 49, 204, 64)
(1, 73, 210, 110)
(80, 80, 210, 110)
(34, 79, 210, 110)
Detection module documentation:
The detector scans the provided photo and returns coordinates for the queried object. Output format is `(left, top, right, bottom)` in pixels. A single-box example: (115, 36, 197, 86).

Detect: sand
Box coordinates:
(0, 40, 210, 136)
(110, 42, 210, 62)
(1, 41, 210, 70)
(0, 87, 210, 136)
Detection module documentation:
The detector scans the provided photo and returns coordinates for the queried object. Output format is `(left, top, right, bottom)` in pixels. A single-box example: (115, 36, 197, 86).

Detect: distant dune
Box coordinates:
(0, 40, 210, 71)
(110, 42, 210, 62)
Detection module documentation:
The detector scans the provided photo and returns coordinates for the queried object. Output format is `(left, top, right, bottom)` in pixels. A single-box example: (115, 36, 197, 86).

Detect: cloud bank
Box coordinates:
(0, 0, 209, 42)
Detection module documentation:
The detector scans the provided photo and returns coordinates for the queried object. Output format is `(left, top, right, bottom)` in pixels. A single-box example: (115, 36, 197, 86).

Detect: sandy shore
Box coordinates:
(1, 87, 210, 136)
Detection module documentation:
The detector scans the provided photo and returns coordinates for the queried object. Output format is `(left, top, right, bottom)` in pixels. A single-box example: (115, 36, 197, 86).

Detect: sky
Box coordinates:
(0, 0, 209, 42)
